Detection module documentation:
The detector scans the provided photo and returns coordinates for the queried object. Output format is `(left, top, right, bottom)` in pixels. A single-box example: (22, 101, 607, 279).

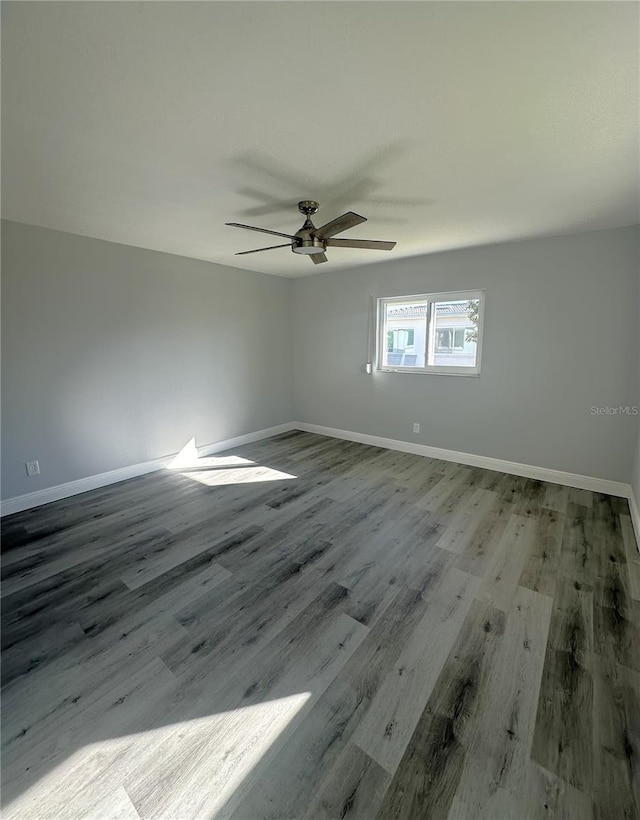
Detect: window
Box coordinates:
(377, 290, 484, 375)
(436, 328, 467, 352)
(387, 328, 415, 352)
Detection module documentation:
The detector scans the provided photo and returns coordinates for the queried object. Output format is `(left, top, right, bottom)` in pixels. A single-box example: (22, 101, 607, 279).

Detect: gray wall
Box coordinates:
(632, 244, 640, 519)
(633, 425, 640, 515)
(1, 220, 292, 500)
(3, 220, 638, 503)
(292, 226, 639, 483)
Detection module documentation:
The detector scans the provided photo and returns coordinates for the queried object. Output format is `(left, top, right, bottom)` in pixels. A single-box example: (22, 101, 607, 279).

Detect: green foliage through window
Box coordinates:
(465, 300, 480, 343)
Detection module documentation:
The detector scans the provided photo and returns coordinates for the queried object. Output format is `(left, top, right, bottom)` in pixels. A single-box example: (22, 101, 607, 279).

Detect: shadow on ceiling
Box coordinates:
(227, 141, 433, 223)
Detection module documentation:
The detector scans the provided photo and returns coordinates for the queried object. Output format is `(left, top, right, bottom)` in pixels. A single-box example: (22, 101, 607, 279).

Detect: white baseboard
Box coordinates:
(3, 420, 636, 540)
(293, 421, 632, 500)
(0, 423, 297, 517)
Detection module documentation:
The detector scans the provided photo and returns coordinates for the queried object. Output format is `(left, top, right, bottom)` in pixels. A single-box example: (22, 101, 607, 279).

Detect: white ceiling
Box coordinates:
(2, 1, 638, 278)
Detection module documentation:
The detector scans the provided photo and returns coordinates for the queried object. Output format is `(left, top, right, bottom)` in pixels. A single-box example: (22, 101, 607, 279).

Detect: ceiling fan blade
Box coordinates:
(226, 222, 296, 240)
(311, 253, 328, 264)
(235, 243, 291, 256)
(325, 238, 396, 251)
(313, 211, 367, 240)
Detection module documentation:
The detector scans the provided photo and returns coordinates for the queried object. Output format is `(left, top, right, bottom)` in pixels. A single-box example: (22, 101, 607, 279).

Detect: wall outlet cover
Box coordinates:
(26, 460, 40, 476)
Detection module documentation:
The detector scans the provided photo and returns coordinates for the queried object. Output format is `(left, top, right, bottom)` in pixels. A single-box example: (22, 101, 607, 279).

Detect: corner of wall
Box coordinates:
(630, 428, 640, 551)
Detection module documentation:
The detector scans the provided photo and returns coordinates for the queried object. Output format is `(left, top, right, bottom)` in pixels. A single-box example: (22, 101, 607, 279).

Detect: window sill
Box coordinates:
(377, 367, 480, 377)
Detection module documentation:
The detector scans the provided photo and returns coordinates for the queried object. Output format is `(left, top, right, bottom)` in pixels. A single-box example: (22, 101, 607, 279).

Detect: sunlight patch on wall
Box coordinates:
(3, 693, 312, 819)
(168, 438, 257, 470)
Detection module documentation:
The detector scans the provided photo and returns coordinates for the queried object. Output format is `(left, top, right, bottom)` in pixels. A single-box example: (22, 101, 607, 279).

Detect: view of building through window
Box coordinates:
(379, 293, 482, 372)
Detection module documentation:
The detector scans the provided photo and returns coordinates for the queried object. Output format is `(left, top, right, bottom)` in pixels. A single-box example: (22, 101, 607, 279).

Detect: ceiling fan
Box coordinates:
(226, 201, 396, 265)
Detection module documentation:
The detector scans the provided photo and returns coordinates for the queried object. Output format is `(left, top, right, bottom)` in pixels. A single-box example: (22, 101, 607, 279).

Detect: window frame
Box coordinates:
(377, 289, 485, 376)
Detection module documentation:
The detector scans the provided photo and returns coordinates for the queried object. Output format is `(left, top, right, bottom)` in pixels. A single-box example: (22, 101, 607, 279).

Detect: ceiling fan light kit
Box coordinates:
(226, 201, 396, 264)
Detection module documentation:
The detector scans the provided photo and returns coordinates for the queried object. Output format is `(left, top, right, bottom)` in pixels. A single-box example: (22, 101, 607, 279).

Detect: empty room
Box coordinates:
(1, 2, 639, 818)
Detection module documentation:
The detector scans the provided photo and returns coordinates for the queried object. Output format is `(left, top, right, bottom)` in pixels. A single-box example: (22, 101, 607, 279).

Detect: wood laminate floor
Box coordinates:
(2, 432, 639, 819)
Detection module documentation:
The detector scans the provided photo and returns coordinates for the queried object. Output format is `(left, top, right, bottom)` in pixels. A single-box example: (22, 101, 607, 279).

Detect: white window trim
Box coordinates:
(377, 289, 485, 376)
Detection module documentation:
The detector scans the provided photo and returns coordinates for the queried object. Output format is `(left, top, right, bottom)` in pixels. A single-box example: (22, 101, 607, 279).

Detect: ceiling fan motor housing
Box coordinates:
(293, 227, 325, 255)
(293, 203, 325, 254)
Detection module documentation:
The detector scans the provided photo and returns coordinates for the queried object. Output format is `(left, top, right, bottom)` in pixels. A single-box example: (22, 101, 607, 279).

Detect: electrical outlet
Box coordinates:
(413, 423, 420, 434)
(26, 460, 40, 477)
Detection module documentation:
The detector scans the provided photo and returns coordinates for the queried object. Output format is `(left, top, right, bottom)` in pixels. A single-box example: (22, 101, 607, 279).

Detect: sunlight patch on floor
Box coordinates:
(3, 693, 312, 819)
(179, 465, 297, 487)
(167, 437, 297, 486)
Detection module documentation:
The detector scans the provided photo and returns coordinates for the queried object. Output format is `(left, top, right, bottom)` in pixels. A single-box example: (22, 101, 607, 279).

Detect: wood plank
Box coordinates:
(302, 743, 392, 820)
(1, 618, 87, 686)
(530, 642, 594, 793)
(477, 513, 536, 612)
(119, 527, 250, 590)
(518, 508, 564, 598)
(80, 786, 141, 820)
(530, 553, 594, 791)
(589, 517, 640, 672)
(435, 488, 498, 554)
(454, 496, 514, 578)
(541, 482, 569, 514)
(448, 761, 592, 820)
(450, 586, 553, 812)
(374, 600, 507, 819)
(352, 568, 481, 774)
(591, 654, 640, 819)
